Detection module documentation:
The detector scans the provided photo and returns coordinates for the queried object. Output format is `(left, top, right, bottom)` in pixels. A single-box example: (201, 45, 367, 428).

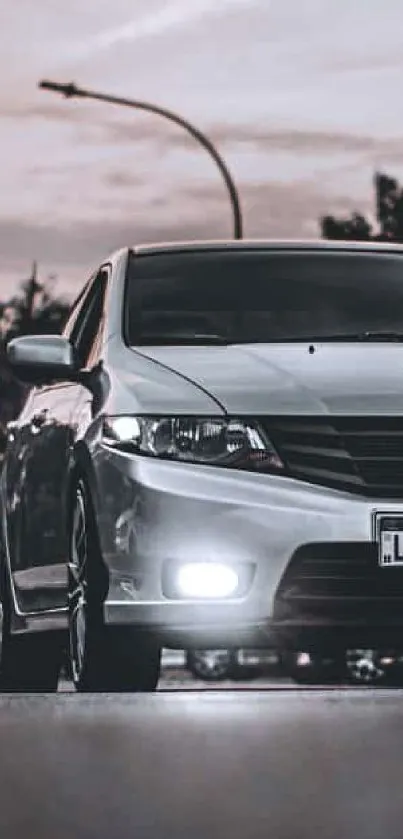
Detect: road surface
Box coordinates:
(1, 686, 403, 839)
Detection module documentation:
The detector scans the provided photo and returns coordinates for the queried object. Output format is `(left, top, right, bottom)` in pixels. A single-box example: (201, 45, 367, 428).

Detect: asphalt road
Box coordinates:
(1, 685, 403, 839)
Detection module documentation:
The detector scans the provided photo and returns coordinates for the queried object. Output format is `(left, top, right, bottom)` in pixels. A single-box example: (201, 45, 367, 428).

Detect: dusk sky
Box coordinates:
(1, 0, 403, 298)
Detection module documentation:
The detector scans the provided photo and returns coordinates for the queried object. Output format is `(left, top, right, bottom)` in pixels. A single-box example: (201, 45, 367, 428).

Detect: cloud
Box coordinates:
(103, 123, 403, 164)
(20, 164, 147, 194)
(7, 100, 403, 166)
(0, 102, 85, 122)
(322, 52, 403, 76)
(103, 171, 146, 189)
(0, 177, 371, 295)
(178, 179, 370, 238)
(67, 0, 260, 59)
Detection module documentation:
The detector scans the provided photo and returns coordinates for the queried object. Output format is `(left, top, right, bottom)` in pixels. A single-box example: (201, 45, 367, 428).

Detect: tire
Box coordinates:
(68, 478, 161, 692)
(186, 649, 237, 682)
(0, 548, 63, 692)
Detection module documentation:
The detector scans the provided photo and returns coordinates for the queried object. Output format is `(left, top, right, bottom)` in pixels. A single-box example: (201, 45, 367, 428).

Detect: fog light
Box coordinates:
(176, 562, 239, 599)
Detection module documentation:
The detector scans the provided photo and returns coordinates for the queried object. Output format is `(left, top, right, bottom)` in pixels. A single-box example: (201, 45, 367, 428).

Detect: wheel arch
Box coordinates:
(66, 442, 109, 592)
(66, 442, 101, 525)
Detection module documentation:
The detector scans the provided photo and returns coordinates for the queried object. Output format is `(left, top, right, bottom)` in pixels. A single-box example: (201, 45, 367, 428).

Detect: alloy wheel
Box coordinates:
(68, 485, 89, 687)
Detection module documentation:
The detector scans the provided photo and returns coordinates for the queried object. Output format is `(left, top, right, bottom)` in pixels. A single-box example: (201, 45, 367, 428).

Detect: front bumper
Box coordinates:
(93, 447, 403, 649)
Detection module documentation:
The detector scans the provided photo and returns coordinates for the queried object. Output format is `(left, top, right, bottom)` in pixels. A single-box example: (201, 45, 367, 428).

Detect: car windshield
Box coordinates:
(125, 248, 403, 344)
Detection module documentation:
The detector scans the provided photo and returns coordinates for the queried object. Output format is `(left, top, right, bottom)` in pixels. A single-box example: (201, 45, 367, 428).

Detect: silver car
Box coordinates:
(2, 239, 403, 692)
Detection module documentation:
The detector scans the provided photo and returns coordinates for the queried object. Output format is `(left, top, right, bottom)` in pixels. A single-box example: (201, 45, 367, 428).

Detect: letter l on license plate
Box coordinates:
(378, 515, 403, 567)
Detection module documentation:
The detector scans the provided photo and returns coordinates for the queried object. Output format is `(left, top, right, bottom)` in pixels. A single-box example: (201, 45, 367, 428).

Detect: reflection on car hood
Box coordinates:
(139, 343, 403, 415)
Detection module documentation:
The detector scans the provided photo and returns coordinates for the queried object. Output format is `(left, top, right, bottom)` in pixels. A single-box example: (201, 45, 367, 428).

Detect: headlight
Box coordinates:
(102, 415, 284, 471)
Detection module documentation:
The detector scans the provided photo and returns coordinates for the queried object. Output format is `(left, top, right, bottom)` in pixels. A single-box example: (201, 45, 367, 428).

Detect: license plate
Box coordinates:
(378, 516, 403, 567)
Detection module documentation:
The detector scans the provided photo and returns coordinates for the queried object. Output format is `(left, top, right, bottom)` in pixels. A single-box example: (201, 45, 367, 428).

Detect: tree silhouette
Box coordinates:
(321, 172, 403, 242)
(1, 262, 70, 343)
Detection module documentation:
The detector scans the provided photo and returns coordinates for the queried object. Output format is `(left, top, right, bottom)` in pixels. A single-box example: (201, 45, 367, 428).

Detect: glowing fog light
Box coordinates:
(176, 562, 239, 599)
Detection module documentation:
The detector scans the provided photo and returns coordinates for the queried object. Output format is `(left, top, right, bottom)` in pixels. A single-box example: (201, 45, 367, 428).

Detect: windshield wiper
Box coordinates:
(283, 331, 403, 343)
(135, 331, 230, 346)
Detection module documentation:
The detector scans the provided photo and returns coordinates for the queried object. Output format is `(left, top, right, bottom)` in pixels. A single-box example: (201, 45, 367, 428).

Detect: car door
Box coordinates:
(3, 269, 108, 615)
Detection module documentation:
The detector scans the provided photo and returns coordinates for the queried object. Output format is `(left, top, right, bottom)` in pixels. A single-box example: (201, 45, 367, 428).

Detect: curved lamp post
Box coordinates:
(38, 80, 243, 240)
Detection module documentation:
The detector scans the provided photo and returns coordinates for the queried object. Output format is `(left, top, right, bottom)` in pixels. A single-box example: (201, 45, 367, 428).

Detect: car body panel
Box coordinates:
(138, 343, 403, 416)
(131, 238, 403, 256)
(91, 443, 403, 648)
(104, 339, 223, 415)
(3, 381, 80, 618)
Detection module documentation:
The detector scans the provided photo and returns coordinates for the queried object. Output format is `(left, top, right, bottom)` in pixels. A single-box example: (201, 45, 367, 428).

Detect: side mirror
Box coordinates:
(7, 334, 78, 385)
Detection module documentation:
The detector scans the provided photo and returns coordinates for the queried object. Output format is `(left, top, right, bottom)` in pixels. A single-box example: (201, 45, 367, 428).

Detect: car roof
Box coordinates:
(128, 238, 403, 257)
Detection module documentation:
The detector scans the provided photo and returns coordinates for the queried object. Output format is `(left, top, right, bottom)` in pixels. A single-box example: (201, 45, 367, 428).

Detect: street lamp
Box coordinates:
(38, 80, 243, 240)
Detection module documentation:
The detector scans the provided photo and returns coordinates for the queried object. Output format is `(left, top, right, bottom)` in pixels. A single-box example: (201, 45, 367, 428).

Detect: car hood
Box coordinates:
(139, 343, 403, 415)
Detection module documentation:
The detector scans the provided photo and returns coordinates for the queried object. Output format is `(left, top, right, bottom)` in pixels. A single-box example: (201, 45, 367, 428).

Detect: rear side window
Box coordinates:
(70, 268, 109, 367)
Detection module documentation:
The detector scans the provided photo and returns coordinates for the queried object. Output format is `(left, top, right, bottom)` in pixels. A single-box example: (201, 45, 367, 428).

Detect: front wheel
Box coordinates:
(68, 479, 161, 692)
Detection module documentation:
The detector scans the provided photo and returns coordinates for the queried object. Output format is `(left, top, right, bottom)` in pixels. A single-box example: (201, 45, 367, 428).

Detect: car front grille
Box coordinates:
(274, 542, 403, 623)
(261, 416, 403, 497)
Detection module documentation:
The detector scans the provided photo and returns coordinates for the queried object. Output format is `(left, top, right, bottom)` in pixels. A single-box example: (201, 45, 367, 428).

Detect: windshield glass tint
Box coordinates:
(125, 249, 403, 343)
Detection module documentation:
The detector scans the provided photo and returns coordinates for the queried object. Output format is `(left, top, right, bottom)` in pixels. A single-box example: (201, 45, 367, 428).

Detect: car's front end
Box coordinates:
(85, 242, 403, 657)
(92, 417, 403, 652)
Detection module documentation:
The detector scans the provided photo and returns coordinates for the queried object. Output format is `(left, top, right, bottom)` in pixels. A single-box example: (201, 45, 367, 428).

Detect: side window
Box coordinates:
(72, 268, 109, 368)
(62, 278, 94, 340)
